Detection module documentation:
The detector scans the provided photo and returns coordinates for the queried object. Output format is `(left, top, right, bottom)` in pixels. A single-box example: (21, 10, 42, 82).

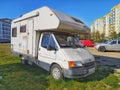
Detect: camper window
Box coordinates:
(20, 25, 26, 33)
(12, 28, 17, 37)
(71, 17, 84, 24)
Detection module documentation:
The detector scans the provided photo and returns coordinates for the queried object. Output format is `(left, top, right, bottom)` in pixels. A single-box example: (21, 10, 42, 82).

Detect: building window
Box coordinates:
(12, 28, 17, 37)
(20, 25, 26, 33)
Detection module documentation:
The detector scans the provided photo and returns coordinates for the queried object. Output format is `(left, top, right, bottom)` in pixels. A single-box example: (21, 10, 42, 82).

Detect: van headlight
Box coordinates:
(68, 61, 83, 68)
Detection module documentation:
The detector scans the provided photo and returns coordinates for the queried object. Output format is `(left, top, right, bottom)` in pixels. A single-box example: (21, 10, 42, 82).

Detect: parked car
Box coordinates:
(80, 40, 95, 47)
(94, 39, 120, 52)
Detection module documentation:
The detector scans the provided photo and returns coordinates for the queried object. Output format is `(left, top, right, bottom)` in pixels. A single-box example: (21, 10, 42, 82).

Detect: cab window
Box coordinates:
(49, 36, 56, 49)
(41, 34, 50, 48)
(41, 34, 56, 49)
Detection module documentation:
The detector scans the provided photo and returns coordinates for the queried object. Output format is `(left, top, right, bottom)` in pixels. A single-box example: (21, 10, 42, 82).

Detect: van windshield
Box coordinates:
(54, 33, 83, 48)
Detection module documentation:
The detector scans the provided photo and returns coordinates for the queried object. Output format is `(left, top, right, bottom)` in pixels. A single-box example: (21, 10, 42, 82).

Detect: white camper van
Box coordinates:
(11, 6, 96, 80)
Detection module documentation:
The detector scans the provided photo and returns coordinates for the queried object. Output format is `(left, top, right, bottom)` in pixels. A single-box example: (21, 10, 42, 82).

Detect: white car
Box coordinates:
(95, 39, 120, 52)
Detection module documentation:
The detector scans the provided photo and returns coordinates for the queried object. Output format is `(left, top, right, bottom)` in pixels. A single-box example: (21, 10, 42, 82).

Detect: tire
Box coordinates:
(21, 59, 28, 64)
(99, 46, 106, 52)
(21, 57, 28, 65)
(50, 64, 63, 80)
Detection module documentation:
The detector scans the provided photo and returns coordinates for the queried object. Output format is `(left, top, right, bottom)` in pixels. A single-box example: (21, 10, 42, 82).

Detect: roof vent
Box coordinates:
(71, 17, 84, 24)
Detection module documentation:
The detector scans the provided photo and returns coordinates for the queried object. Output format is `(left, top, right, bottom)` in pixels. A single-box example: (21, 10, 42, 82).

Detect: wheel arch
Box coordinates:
(98, 46, 106, 52)
(49, 62, 63, 73)
(49, 62, 64, 80)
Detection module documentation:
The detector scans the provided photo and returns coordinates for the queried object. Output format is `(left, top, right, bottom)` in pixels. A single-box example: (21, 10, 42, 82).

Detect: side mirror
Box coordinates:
(47, 45, 58, 51)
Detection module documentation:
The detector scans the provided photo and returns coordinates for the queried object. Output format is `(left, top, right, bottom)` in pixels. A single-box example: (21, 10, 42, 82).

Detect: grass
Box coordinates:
(0, 44, 120, 90)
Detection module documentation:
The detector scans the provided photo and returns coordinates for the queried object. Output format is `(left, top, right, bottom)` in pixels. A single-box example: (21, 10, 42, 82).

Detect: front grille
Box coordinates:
(71, 67, 88, 75)
(83, 61, 95, 67)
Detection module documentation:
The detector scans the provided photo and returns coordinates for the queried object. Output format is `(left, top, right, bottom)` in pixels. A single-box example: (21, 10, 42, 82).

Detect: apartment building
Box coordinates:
(91, 18, 104, 34)
(91, 3, 120, 38)
(0, 18, 12, 42)
(114, 4, 120, 34)
(104, 13, 110, 38)
(90, 24, 94, 33)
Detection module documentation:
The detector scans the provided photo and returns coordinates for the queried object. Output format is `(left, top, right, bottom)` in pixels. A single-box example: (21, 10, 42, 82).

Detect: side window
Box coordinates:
(118, 41, 120, 44)
(49, 36, 56, 48)
(41, 34, 50, 48)
(20, 25, 26, 33)
(111, 41, 116, 44)
(12, 27, 17, 37)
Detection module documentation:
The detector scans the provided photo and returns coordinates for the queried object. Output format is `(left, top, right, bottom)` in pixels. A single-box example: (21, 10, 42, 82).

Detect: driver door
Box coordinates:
(38, 33, 57, 71)
(107, 40, 117, 51)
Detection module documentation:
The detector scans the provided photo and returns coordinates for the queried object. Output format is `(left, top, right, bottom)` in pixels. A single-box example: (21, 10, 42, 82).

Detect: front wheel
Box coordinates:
(98, 46, 106, 52)
(50, 64, 63, 80)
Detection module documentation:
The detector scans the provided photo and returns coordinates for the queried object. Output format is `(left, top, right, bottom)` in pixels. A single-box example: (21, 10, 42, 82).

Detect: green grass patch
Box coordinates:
(0, 44, 120, 90)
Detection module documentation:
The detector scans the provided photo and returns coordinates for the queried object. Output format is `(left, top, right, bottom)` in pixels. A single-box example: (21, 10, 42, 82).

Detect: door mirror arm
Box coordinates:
(47, 45, 58, 51)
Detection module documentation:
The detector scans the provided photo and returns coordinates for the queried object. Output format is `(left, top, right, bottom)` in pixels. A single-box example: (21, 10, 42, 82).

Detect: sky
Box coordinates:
(0, 0, 120, 26)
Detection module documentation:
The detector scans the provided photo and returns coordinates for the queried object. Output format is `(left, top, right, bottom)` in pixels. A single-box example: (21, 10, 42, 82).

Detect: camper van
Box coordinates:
(11, 6, 96, 80)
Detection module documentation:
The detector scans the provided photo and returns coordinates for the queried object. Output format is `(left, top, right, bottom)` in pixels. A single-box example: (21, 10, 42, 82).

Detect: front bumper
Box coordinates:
(63, 62, 96, 78)
(94, 45, 99, 50)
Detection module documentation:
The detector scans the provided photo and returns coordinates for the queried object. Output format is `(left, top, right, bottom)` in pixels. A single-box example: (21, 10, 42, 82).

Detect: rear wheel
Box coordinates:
(50, 64, 63, 80)
(99, 46, 106, 52)
(21, 56, 28, 64)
